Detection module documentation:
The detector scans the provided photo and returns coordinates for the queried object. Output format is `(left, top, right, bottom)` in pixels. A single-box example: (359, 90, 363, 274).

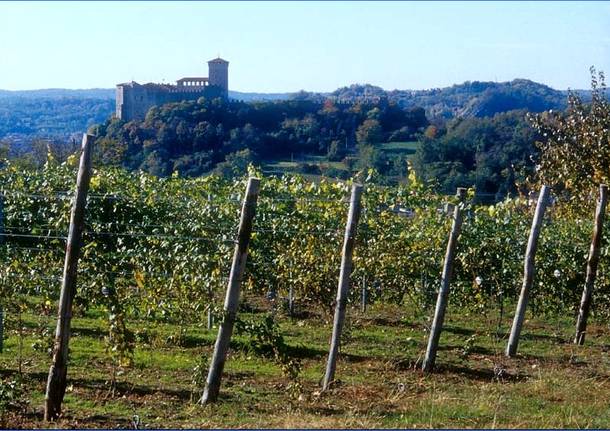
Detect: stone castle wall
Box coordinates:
(116, 84, 224, 122)
(116, 58, 228, 121)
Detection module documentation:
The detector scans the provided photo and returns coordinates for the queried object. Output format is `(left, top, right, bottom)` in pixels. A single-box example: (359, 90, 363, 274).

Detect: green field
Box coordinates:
(3, 298, 610, 428)
(262, 155, 348, 180)
(261, 141, 420, 179)
(379, 141, 420, 157)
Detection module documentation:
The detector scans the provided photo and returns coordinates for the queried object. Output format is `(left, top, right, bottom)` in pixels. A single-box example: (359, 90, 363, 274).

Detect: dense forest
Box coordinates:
(0, 79, 591, 140)
(91, 88, 550, 194)
(413, 110, 539, 195)
(3, 78, 603, 195)
(93, 97, 429, 177)
(0, 97, 114, 138)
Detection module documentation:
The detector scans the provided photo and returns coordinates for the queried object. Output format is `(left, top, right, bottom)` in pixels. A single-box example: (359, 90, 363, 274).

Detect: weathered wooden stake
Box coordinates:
(575, 184, 608, 345)
(200, 177, 260, 405)
(44, 134, 94, 421)
(422, 187, 466, 372)
(288, 284, 294, 316)
(206, 194, 214, 331)
(207, 305, 213, 331)
(322, 183, 363, 391)
(506, 185, 550, 358)
(361, 274, 367, 313)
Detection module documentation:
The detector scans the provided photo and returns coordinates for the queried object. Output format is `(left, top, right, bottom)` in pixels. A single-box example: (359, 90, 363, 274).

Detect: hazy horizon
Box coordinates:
(0, 76, 599, 95)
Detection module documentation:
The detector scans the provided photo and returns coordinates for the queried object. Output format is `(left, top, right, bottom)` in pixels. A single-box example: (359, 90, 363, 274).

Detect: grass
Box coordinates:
(261, 141, 419, 179)
(379, 141, 420, 157)
(2, 297, 610, 428)
(263, 156, 345, 176)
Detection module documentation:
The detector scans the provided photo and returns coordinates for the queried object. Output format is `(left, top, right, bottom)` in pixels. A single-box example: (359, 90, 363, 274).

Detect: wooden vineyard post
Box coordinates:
(288, 283, 294, 316)
(361, 274, 367, 313)
(575, 184, 608, 345)
(207, 305, 213, 331)
(422, 187, 466, 373)
(322, 183, 363, 391)
(207, 193, 214, 331)
(506, 185, 550, 358)
(200, 177, 260, 405)
(44, 134, 94, 421)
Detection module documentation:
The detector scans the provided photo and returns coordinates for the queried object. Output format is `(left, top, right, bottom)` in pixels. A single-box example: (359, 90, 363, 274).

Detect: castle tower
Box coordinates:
(207, 57, 229, 98)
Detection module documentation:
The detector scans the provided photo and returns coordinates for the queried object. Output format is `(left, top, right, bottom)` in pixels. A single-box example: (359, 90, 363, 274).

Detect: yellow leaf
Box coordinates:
(134, 271, 145, 289)
(66, 153, 78, 167)
(90, 175, 101, 190)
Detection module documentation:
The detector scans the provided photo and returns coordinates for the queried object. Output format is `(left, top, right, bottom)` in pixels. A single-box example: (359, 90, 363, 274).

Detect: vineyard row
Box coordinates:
(1, 135, 609, 419)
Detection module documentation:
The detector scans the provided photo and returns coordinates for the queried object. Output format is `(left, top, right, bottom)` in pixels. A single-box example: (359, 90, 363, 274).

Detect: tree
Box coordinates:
(424, 125, 439, 139)
(530, 68, 610, 199)
(356, 119, 383, 145)
(356, 144, 390, 174)
(412, 110, 538, 195)
(327, 140, 344, 161)
(214, 149, 257, 178)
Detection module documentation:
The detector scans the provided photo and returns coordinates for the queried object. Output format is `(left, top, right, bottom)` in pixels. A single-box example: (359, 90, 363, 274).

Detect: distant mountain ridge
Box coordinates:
(229, 90, 293, 102)
(0, 79, 604, 140)
(243, 79, 605, 119)
(327, 79, 591, 118)
(0, 88, 116, 100)
(0, 88, 292, 102)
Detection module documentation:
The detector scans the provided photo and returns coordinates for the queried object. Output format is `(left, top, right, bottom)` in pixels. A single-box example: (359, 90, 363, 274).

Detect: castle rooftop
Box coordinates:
(177, 77, 209, 81)
(208, 57, 229, 64)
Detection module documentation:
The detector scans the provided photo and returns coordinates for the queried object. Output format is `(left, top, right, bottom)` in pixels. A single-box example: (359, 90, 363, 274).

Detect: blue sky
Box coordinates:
(1, 1, 609, 92)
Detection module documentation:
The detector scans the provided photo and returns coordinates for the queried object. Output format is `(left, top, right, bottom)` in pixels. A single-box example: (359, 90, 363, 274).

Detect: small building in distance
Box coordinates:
(116, 57, 229, 121)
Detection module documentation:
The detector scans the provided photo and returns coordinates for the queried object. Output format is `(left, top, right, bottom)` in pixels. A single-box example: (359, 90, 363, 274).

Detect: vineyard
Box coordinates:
(2, 140, 610, 428)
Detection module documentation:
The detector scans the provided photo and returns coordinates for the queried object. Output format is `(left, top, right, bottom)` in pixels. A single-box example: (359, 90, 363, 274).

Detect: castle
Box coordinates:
(115, 57, 229, 121)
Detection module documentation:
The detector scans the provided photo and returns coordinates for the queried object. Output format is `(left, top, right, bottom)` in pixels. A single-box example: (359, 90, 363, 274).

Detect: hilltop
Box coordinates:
(0, 88, 289, 102)
(329, 79, 573, 118)
(0, 78, 600, 196)
(0, 79, 595, 142)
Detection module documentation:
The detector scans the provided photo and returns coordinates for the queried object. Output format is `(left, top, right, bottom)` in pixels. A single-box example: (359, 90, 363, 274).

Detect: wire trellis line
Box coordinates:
(0, 245, 61, 252)
(85, 193, 243, 205)
(252, 228, 342, 236)
(0, 191, 73, 199)
(0, 232, 67, 240)
(0, 274, 63, 282)
(82, 231, 235, 243)
(83, 224, 238, 236)
(258, 196, 349, 204)
(76, 268, 233, 280)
